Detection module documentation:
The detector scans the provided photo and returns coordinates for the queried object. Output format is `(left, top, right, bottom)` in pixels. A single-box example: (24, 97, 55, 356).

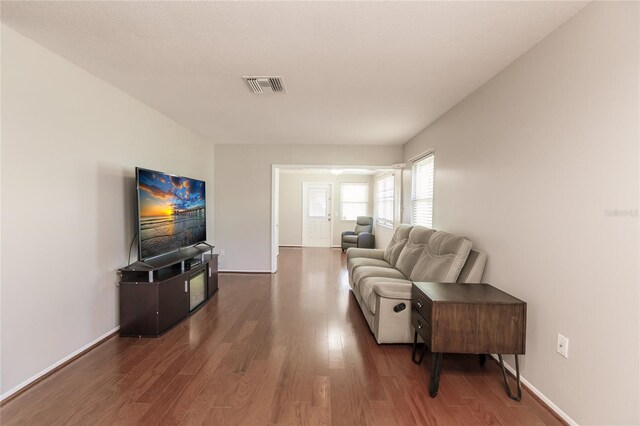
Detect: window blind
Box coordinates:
(411, 153, 434, 227)
(376, 175, 394, 228)
(340, 183, 369, 220)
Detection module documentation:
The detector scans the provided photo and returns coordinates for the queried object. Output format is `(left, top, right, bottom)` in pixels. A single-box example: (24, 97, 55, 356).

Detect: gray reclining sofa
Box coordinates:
(347, 224, 487, 343)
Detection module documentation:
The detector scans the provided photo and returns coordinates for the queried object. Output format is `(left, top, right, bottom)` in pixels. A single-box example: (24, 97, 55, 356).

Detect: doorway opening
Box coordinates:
(271, 165, 399, 273)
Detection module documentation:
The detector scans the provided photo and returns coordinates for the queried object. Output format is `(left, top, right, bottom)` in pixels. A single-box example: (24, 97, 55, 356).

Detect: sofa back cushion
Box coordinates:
(394, 226, 435, 278)
(383, 224, 413, 267)
(410, 231, 472, 283)
(354, 216, 373, 234)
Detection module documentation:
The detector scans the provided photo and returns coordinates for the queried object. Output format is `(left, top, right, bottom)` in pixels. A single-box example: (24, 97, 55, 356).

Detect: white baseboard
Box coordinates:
(279, 245, 341, 248)
(1, 326, 120, 402)
(218, 269, 272, 273)
(490, 354, 577, 425)
(279, 245, 342, 249)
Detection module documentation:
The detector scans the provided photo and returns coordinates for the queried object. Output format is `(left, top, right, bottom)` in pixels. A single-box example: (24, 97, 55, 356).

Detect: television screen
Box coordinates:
(136, 167, 206, 260)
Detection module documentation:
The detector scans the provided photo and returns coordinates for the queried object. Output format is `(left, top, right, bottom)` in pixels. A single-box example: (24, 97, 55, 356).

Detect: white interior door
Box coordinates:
(302, 182, 332, 247)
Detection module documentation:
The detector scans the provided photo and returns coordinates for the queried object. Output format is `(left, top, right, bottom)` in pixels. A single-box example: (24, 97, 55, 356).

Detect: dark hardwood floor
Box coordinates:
(1, 248, 563, 425)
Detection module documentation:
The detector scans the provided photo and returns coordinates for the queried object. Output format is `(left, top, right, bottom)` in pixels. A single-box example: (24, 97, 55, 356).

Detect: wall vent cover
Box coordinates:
(243, 76, 286, 94)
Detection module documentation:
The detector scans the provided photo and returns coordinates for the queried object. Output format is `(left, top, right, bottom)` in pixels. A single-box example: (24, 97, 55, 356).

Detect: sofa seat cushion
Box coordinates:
(348, 257, 392, 276)
(342, 235, 358, 244)
(346, 248, 385, 261)
(358, 277, 411, 314)
(410, 231, 473, 283)
(352, 266, 407, 290)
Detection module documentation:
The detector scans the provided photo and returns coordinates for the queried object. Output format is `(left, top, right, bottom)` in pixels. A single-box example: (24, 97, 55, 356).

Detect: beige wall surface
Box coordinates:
(214, 144, 402, 271)
(402, 2, 639, 424)
(373, 225, 394, 249)
(278, 173, 374, 247)
(0, 26, 214, 396)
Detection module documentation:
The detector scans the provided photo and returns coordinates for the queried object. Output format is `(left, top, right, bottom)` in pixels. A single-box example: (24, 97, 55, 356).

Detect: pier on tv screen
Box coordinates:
(137, 168, 206, 260)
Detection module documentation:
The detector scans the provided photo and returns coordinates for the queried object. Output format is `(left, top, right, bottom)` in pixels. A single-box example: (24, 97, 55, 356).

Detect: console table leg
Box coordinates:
(412, 331, 428, 365)
(479, 354, 487, 367)
(429, 352, 443, 398)
(498, 354, 522, 401)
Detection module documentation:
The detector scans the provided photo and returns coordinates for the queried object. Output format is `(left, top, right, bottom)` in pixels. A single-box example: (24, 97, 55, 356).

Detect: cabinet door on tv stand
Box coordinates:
(158, 275, 190, 334)
(119, 283, 159, 336)
(207, 254, 219, 298)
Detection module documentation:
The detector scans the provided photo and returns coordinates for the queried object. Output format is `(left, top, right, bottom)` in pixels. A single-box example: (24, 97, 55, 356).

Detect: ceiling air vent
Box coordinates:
(243, 76, 286, 94)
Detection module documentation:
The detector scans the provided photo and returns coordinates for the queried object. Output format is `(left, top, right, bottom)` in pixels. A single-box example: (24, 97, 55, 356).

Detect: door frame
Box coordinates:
(301, 181, 333, 248)
(270, 164, 395, 274)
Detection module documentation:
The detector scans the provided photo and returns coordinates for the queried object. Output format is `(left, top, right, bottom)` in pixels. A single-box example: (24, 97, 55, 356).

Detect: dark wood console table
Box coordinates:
(411, 282, 526, 400)
(119, 247, 218, 337)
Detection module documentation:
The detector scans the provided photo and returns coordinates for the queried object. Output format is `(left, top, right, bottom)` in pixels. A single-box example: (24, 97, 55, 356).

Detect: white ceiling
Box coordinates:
(1, 1, 587, 145)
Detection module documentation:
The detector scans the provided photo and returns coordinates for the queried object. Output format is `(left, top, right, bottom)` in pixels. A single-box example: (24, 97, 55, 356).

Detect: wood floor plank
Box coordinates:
(379, 376, 421, 425)
(369, 400, 401, 426)
(0, 248, 564, 426)
(159, 343, 232, 425)
(229, 346, 287, 425)
(397, 374, 447, 426)
(137, 373, 193, 424)
(197, 320, 259, 406)
(329, 368, 374, 426)
(464, 374, 530, 425)
(266, 344, 315, 424)
(176, 395, 217, 426)
(462, 397, 504, 425)
(340, 331, 388, 402)
(201, 406, 231, 425)
(312, 376, 331, 408)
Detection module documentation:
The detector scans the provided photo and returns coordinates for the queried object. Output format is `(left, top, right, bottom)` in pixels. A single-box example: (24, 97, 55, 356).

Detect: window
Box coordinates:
(340, 183, 369, 220)
(376, 174, 394, 228)
(307, 188, 328, 217)
(412, 153, 434, 227)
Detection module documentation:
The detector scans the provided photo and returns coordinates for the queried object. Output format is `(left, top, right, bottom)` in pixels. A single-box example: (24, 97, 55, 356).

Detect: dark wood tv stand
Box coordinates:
(118, 246, 218, 337)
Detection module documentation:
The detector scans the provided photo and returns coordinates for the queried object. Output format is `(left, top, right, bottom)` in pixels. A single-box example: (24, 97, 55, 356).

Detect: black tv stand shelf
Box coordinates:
(122, 245, 213, 279)
(118, 246, 218, 337)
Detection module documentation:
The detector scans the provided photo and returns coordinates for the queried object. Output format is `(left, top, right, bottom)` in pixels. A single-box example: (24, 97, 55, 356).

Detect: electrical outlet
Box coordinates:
(220, 249, 226, 256)
(557, 333, 569, 358)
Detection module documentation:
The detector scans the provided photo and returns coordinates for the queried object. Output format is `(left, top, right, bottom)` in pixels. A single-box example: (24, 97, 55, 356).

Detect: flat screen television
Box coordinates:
(136, 167, 206, 260)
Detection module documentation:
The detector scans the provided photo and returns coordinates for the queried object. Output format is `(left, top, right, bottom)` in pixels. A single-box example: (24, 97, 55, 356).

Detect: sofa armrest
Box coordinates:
(356, 232, 375, 249)
(346, 248, 385, 261)
(341, 231, 355, 238)
(373, 281, 412, 300)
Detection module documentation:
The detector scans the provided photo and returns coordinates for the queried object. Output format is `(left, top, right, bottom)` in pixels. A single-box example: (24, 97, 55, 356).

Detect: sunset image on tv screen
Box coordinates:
(137, 169, 206, 259)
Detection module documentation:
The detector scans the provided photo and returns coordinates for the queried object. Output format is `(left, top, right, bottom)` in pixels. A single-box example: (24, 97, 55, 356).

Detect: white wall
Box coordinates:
(278, 173, 374, 247)
(0, 26, 214, 396)
(214, 144, 402, 271)
(402, 2, 639, 424)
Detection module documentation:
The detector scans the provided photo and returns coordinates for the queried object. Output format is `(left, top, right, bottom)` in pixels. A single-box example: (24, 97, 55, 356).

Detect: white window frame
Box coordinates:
(340, 182, 369, 221)
(411, 152, 434, 228)
(375, 174, 394, 229)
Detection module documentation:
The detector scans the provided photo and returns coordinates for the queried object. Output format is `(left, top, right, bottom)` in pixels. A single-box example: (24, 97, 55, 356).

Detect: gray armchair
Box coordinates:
(341, 216, 375, 251)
